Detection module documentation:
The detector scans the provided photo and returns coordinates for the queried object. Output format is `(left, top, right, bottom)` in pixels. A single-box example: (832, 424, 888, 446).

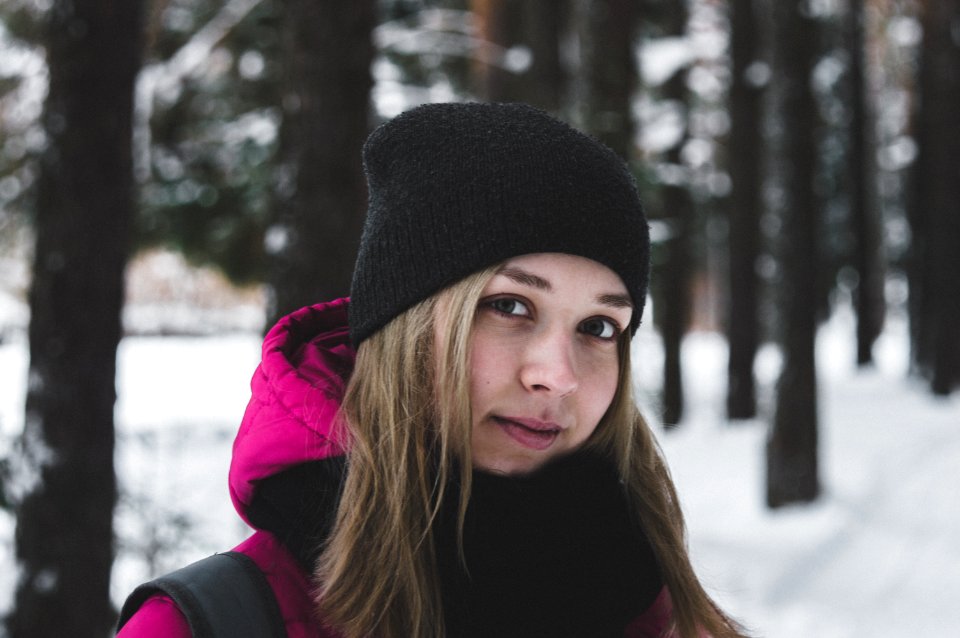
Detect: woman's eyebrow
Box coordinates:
(497, 266, 633, 310)
(597, 293, 633, 309)
(497, 266, 552, 291)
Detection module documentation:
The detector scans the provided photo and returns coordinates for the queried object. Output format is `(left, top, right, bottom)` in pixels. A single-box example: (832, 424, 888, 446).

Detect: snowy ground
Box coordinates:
(637, 310, 960, 637)
(0, 301, 958, 636)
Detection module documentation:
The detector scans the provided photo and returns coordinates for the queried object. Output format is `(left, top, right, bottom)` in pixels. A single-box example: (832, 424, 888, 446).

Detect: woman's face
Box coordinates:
(467, 253, 633, 475)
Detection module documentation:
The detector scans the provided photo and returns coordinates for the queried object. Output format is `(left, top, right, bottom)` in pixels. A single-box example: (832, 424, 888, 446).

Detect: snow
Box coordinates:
(642, 312, 960, 636)
(0, 302, 958, 635)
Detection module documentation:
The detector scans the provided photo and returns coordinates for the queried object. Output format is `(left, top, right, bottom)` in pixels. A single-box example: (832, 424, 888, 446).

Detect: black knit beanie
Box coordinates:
(349, 102, 650, 347)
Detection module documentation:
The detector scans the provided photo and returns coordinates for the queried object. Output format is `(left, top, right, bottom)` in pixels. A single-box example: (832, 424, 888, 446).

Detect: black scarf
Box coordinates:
(248, 451, 663, 637)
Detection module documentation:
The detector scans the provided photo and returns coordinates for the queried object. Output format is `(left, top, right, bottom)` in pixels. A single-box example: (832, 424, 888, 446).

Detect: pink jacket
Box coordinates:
(117, 299, 674, 637)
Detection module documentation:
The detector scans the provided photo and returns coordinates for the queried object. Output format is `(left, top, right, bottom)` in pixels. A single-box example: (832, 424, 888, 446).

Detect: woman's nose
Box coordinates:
(518, 330, 579, 397)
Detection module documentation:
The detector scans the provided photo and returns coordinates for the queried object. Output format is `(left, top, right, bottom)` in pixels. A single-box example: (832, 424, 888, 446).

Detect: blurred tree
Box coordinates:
(8, 1, 144, 636)
(517, 0, 568, 112)
(846, 0, 885, 367)
(766, 0, 821, 507)
(375, 0, 474, 107)
(472, 0, 567, 111)
(266, 0, 375, 324)
(471, 0, 522, 100)
(909, 0, 960, 395)
(726, 0, 764, 420)
(136, 0, 282, 285)
(0, 2, 46, 237)
(651, 0, 692, 427)
(577, 0, 640, 160)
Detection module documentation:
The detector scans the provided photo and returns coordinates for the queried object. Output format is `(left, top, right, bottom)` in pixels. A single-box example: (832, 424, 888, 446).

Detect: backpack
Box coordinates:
(117, 551, 287, 638)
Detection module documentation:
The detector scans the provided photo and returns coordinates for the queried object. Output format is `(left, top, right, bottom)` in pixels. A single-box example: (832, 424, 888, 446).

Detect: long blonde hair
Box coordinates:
(316, 265, 746, 638)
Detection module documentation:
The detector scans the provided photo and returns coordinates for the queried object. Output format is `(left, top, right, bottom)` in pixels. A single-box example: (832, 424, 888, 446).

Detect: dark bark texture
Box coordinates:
(726, 0, 763, 420)
(267, 0, 375, 326)
(909, 0, 960, 395)
(9, 1, 144, 636)
(766, 0, 820, 508)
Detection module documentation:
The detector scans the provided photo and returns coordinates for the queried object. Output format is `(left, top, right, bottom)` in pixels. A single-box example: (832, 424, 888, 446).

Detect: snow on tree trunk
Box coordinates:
(266, 0, 374, 326)
(766, 0, 820, 508)
(726, 0, 763, 420)
(9, 1, 144, 636)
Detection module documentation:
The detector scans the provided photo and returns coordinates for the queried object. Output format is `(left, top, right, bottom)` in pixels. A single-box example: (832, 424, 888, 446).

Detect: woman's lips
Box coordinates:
(491, 416, 562, 450)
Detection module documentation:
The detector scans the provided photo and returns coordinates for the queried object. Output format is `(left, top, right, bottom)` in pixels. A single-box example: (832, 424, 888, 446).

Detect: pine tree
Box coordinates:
(471, 0, 567, 111)
(577, 0, 640, 160)
(910, 0, 960, 395)
(846, 0, 885, 367)
(9, 0, 144, 635)
(136, 0, 283, 285)
(266, 0, 375, 324)
(654, 0, 693, 428)
(766, 0, 820, 507)
(726, 0, 763, 420)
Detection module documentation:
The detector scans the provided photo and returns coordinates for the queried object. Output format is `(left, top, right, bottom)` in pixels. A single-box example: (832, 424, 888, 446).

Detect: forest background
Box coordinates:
(0, 0, 958, 636)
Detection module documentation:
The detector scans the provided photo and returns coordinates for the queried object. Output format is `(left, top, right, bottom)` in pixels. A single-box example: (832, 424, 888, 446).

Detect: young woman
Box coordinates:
(118, 102, 746, 637)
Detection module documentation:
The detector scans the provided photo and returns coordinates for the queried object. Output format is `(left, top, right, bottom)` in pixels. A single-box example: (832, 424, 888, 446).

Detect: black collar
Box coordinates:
(249, 451, 662, 637)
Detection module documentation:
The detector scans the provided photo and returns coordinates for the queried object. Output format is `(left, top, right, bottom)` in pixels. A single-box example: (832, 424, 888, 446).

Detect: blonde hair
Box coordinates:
(316, 265, 746, 638)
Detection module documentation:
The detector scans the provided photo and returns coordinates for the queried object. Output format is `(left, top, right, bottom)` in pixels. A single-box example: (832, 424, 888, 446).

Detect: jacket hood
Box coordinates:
(229, 298, 355, 526)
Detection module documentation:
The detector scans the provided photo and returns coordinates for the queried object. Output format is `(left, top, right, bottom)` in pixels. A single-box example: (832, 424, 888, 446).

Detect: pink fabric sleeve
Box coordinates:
(116, 594, 192, 638)
(625, 586, 674, 637)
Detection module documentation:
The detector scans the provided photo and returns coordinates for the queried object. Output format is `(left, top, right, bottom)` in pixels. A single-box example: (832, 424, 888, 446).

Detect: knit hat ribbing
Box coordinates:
(349, 102, 650, 347)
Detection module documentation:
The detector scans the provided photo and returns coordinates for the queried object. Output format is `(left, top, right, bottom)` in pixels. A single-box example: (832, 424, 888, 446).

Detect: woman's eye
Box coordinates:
(488, 297, 530, 317)
(581, 317, 618, 340)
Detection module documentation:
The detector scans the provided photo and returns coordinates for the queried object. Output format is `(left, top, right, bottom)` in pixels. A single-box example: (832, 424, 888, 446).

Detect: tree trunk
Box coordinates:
(577, 0, 639, 160)
(847, 0, 885, 367)
(908, 3, 933, 379)
(726, 0, 763, 420)
(9, 1, 144, 636)
(472, 0, 567, 111)
(266, 0, 375, 326)
(520, 0, 567, 112)
(910, 0, 960, 394)
(472, 0, 521, 100)
(766, 0, 820, 508)
(656, 0, 692, 428)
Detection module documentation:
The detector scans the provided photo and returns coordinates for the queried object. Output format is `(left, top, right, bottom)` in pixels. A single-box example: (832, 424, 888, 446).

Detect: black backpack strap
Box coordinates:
(117, 551, 286, 638)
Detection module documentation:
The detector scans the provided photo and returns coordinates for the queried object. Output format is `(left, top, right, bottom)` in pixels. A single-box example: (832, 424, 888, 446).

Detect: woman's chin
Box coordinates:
(471, 452, 548, 476)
